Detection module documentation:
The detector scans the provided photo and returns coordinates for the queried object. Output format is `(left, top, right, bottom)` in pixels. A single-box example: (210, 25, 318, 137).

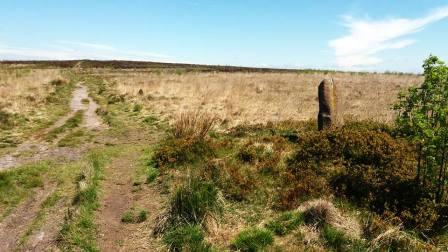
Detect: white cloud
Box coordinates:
(329, 6, 448, 69)
(0, 41, 172, 61)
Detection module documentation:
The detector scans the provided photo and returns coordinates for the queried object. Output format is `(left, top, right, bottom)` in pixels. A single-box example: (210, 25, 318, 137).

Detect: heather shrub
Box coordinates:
(152, 138, 214, 168)
(282, 124, 441, 231)
(201, 160, 256, 201)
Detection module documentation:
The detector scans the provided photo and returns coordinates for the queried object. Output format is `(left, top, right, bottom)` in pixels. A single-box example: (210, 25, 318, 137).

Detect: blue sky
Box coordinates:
(0, 1, 447, 72)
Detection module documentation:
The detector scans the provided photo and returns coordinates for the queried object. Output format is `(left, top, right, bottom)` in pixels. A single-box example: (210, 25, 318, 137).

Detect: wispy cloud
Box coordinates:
(329, 6, 448, 69)
(0, 41, 172, 61)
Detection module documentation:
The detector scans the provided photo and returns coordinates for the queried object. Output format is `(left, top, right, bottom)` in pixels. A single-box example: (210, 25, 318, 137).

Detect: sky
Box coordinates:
(0, 0, 447, 72)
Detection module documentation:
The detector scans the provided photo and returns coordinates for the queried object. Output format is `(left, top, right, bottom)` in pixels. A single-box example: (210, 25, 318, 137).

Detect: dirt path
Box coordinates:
(0, 83, 106, 251)
(0, 84, 104, 170)
(96, 144, 164, 251)
(0, 183, 56, 251)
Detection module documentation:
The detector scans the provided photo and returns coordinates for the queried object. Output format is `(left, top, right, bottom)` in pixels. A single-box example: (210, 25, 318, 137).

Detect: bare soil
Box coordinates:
(0, 183, 56, 251)
(96, 144, 165, 251)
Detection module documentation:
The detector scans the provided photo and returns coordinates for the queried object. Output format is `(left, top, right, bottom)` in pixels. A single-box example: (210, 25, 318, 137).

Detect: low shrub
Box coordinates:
(278, 170, 330, 210)
(202, 160, 256, 201)
(282, 125, 436, 231)
(152, 138, 215, 168)
(232, 227, 274, 252)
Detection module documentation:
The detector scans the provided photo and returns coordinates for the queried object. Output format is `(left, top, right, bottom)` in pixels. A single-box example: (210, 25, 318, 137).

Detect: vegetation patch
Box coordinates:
(58, 129, 93, 147)
(0, 162, 49, 219)
(121, 207, 148, 224)
(232, 227, 274, 252)
(162, 224, 212, 252)
(265, 211, 304, 236)
(57, 148, 118, 251)
(46, 110, 84, 142)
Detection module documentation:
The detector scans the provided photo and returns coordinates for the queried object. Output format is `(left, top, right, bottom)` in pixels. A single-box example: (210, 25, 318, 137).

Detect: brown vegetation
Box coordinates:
(98, 70, 422, 126)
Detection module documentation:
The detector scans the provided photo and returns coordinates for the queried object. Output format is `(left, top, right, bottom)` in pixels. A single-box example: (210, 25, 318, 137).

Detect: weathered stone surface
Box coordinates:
(318, 78, 340, 130)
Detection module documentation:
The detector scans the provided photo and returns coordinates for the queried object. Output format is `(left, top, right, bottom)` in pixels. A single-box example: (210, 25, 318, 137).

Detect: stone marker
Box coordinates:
(318, 78, 340, 130)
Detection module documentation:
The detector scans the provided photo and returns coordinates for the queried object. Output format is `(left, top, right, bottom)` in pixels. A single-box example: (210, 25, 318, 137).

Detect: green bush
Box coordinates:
(162, 224, 212, 252)
(232, 228, 274, 252)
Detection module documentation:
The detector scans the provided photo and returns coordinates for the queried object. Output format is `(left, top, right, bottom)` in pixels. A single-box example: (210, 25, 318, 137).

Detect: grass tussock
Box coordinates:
(121, 208, 148, 224)
(153, 111, 217, 168)
(154, 178, 223, 235)
(231, 227, 274, 252)
(162, 224, 213, 252)
(172, 111, 218, 140)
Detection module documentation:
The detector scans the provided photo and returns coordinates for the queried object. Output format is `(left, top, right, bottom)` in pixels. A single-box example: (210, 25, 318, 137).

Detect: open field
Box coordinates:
(2, 61, 448, 251)
(92, 68, 422, 125)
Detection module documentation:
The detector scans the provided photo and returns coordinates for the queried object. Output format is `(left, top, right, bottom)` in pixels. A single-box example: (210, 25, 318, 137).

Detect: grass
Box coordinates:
(45, 110, 84, 142)
(232, 227, 274, 252)
(322, 225, 350, 251)
(169, 178, 222, 225)
(0, 70, 77, 147)
(57, 147, 119, 251)
(162, 224, 212, 252)
(0, 162, 50, 219)
(107, 70, 422, 126)
(265, 211, 304, 236)
(58, 129, 93, 147)
(17, 190, 61, 247)
(121, 208, 148, 223)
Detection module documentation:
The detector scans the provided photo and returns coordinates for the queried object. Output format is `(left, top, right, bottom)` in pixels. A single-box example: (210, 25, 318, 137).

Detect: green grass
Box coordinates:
(58, 129, 93, 147)
(162, 224, 212, 252)
(170, 178, 222, 225)
(146, 166, 159, 184)
(265, 211, 304, 236)
(232, 227, 274, 252)
(322, 225, 353, 251)
(121, 208, 148, 224)
(57, 147, 119, 252)
(45, 110, 84, 142)
(0, 162, 50, 219)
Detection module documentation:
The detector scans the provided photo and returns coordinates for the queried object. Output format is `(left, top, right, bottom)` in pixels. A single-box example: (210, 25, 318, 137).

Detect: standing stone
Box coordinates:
(318, 78, 340, 130)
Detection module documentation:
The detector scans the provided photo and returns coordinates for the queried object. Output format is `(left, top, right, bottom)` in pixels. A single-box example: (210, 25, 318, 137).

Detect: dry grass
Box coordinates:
(298, 199, 361, 239)
(99, 70, 422, 126)
(172, 111, 217, 140)
(0, 68, 62, 114)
